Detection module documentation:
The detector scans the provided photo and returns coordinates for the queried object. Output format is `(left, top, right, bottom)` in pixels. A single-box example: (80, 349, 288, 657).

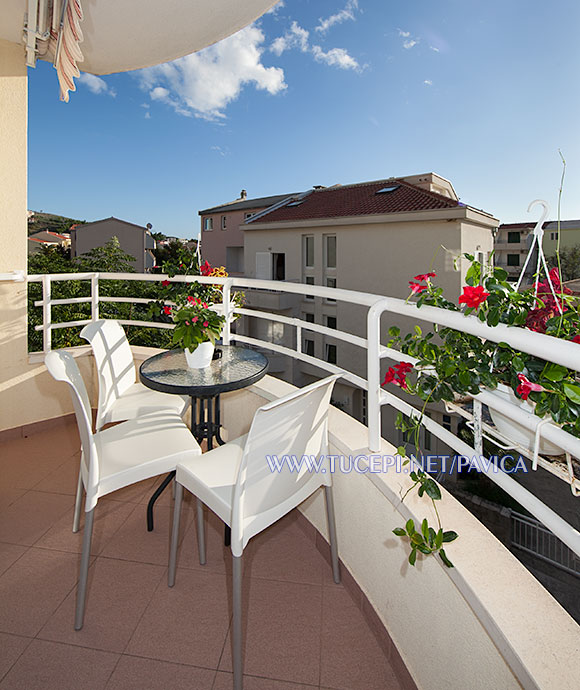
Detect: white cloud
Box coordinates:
(271, 21, 309, 56)
(211, 145, 228, 157)
(398, 29, 410, 38)
(311, 45, 360, 71)
(430, 46, 440, 52)
(77, 72, 116, 97)
(424, 79, 433, 86)
(398, 28, 419, 50)
(403, 39, 418, 49)
(315, 0, 359, 34)
(138, 25, 286, 121)
(266, 1, 284, 14)
(144, 111, 151, 119)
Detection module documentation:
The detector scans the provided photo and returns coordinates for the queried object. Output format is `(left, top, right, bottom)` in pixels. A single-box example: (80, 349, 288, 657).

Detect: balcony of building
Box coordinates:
(1, 271, 579, 690)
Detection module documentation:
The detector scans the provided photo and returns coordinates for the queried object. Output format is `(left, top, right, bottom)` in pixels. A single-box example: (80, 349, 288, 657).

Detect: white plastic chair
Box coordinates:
(45, 350, 202, 631)
(168, 374, 341, 690)
(80, 320, 189, 431)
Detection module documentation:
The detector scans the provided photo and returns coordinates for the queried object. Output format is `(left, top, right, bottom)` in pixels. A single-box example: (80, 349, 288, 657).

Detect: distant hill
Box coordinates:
(28, 212, 86, 236)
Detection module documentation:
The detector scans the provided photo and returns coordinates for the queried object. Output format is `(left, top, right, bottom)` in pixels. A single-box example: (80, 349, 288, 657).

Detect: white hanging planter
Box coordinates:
(488, 383, 563, 456)
(184, 341, 215, 368)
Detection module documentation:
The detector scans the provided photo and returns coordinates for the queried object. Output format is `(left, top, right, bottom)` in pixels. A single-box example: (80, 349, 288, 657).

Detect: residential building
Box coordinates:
(70, 217, 156, 272)
(242, 173, 498, 447)
(495, 219, 580, 284)
(199, 189, 301, 274)
(27, 230, 70, 254)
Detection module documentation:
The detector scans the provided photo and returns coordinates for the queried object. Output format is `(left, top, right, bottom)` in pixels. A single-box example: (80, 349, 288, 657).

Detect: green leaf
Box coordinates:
(397, 445, 407, 457)
(563, 383, 580, 404)
(414, 325, 422, 337)
(435, 529, 444, 549)
(388, 326, 400, 337)
(543, 363, 568, 382)
(408, 548, 417, 566)
(405, 519, 415, 536)
(423, 478, 442, 501)
(439, 549, 454, 568)
(392, 528, 407, 537)
(421, 519, 429, 540)
(411, 533, 424, 546)
(442, 531, 459, 543)
(416, 544, 432, 555)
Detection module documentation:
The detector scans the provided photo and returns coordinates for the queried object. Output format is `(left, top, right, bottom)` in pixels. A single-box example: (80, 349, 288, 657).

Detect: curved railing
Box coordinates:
(27, 271, 580, 559)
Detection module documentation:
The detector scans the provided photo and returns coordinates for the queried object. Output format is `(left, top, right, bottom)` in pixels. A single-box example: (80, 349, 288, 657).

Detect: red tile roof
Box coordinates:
(248, 178, 460, 224)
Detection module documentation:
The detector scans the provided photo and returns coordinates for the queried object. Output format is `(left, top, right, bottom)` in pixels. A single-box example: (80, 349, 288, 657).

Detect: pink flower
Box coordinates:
(413, 272, 437, 281)
(187, 296, 195, 303)
(163, 306, 172, 315)
(409, 282, 427, 295)
(162, 280, 170, 287)
(185, 320, 190, 326)
(202, 302, 208, 309)
(383, 362, 413, 390)
(203, 321, 209, 328)
(192, 316, 198, 323)
(459, 285, 490, 309)
(516, 374, 544, 401)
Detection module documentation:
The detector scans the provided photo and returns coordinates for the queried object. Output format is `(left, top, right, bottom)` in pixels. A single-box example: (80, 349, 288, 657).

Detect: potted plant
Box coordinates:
(385, 259, 580, 451)
(165, 296, 225, 368)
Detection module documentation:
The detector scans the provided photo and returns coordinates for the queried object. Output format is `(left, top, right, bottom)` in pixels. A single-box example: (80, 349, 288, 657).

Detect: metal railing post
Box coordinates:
(222, 279, 233, 345)
(42, 274, 51, 353)
(91, 273, 99, 322)
(473, 399, 483, 456)
(367, 301, 383, 452)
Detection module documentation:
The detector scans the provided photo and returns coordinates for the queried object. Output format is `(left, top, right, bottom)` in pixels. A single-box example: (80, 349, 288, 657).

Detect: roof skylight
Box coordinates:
(376, 185, 399, 194)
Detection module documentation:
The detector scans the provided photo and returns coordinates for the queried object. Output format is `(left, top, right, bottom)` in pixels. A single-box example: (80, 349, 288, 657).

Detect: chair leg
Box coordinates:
(324, 485, 341, 584)
(75, 508, 95, 630)
(72, 470, 83, 533)
(232, 554, 243, 690)
(196, 498, 206, 566)
(168, 482, 183, 587)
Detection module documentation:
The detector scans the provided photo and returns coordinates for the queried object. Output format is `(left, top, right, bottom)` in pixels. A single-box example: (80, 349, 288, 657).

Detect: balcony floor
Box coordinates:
(0, 420, 401, 690)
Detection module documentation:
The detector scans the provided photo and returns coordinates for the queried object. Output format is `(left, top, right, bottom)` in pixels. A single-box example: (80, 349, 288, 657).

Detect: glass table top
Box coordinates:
(139, 345, 269, 397)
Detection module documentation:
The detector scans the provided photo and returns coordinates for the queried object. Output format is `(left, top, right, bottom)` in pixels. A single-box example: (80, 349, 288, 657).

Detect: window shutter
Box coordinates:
(255, 252, 272, 280)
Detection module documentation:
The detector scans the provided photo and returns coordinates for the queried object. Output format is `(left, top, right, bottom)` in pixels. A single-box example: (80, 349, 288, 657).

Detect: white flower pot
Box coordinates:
(488, 383, 562, 456)
(184, 341, 215, 368)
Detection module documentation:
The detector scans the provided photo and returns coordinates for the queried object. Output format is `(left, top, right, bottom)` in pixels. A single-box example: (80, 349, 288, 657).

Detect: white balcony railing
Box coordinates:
(27, 272, 580, 561)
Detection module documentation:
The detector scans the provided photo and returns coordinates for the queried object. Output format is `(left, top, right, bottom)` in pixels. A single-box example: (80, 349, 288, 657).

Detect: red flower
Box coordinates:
(200, 260, 212, 276)
(458, 285, 490, 309)
(516, 374, 544, 401)
(383, 362, 413, 390)
(187, 296, 195, 303)
(162, 280, 170, 287)
(202, 302, 208, 309)
(163, 306, 172, 315)
(413, 272, 437, 281)
(409, 282, 427, 294)
(203, 320, 209, 328)
(572, 335, 580, 344)
(526, 268, 572, 333)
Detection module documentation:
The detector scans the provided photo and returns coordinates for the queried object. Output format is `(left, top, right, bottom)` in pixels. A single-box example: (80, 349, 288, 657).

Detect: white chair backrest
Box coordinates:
(80, 320, 136, 428)
(232, 374, 340, 554)
(45, 350, 100, 510)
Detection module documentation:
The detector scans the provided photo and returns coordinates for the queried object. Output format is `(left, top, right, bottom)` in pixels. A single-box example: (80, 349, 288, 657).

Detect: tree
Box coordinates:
(547, 244, 580, 282)
(76, 236, 136, 273)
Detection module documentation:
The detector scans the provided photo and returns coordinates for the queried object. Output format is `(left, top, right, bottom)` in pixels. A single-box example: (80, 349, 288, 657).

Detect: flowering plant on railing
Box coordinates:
(166, 296, 225, 352)
(387, 257, 580, 438)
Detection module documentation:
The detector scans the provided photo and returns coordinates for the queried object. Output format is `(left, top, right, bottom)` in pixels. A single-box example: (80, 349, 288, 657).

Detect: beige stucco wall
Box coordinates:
(221, 377, 580, 690)
(72, 219, 148, 272)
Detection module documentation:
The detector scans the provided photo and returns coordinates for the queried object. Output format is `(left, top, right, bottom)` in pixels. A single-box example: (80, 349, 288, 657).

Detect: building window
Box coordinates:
(304, 338, 315, 357)
(305, 276, 314, 300)
(326, 315, 337, 329)
(325, 277, 337, 303)
(203, 217, 213, 231)
(507, 254, 520, 267)
(325, 343, 337, 364)
(325, 235, 337, 268)
(304, 313, 315, 323)
(507, 231, 520, 243)
(303, 235, 314, 268)
(550, 231, 559, 240)
(442, 414, 452, 431)
(245, 212, 254, 220)
(221, 215, 227, 230)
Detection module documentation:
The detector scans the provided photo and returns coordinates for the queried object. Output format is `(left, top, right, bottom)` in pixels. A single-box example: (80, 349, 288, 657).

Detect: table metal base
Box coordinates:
(147, 394, 231, 545)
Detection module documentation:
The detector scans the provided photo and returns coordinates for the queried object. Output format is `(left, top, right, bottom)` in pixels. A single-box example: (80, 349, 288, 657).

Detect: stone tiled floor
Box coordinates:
(0, 420, 402, 690)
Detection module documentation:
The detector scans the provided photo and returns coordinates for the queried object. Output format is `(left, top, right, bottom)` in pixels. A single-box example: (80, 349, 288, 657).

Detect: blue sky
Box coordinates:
(28, 0, 580, 238)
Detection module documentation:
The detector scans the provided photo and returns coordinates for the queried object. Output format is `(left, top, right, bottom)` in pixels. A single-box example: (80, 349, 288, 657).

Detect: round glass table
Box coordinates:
(139, 345, 269, 534)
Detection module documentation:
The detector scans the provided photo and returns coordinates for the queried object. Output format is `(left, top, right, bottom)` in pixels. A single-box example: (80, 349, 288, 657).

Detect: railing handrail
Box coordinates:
(28, 271, 580, 560)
